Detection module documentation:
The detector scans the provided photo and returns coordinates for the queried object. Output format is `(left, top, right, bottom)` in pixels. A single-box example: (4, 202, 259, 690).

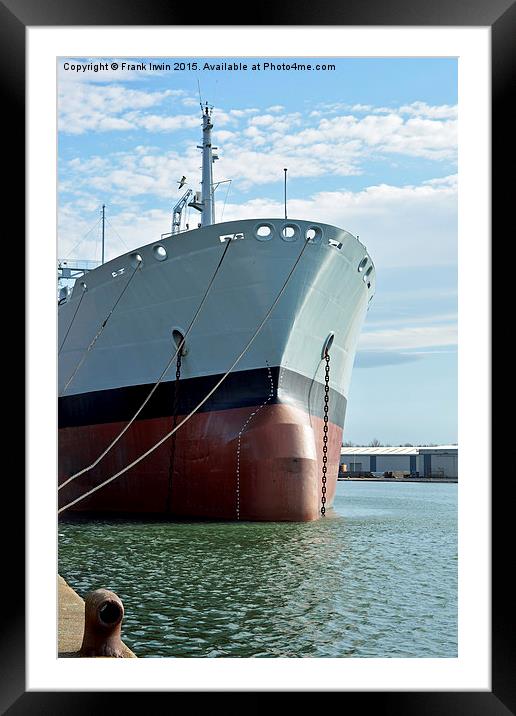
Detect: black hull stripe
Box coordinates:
(58, 367, 347, 430)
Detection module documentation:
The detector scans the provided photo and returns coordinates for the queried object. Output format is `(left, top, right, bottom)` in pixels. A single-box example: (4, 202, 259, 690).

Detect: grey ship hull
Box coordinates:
(58, 218, 375, 520)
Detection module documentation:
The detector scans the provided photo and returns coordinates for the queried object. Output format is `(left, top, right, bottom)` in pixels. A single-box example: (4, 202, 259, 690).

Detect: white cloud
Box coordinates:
(182, 96, 201, 107)
(249, 112, 301, 130)
(315, 100, 458, 121)
(311, 113, 457, 161)
(228, 108, 260, 117)
(59, 81, 457, 172)
(66, 156, 109, 172)
(59, 174, 457, 273)
(61, 133, 363, 197)
(209, 103, 456, 179)
(423, 174, 457, 187)
(265, 102, 457, 160)
(215, 175, 457, 268)
(124, 112, 200, 132)
(79, 148, 202, 198)
(214, 130, 238, 142)
(349, 104, 374, 113)
(248, 114, 278, 127)
(398, 101, 457, 119)
(358, 323, 457, 351)
(58, 82, 182, 134)
(58, 202, 171, 262)
(364, 312, 458, 330)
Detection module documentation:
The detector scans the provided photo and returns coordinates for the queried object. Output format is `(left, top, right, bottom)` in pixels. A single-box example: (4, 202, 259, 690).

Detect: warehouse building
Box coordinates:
(340, 446, 458, 479)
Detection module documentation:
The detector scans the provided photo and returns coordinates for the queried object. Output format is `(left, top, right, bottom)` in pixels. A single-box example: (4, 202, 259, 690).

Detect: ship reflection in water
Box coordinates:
(58, 481, 457, 658)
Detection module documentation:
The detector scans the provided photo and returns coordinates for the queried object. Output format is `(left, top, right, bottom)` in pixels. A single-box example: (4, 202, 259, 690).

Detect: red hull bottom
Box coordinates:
(58, 404, 342, 521)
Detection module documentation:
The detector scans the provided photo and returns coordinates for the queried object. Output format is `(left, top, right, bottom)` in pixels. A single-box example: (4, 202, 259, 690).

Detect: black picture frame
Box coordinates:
(4, 0, 506, 711)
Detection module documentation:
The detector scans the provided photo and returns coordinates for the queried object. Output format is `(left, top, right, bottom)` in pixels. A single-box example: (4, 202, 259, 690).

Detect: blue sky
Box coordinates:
(58, 57, 457, 445)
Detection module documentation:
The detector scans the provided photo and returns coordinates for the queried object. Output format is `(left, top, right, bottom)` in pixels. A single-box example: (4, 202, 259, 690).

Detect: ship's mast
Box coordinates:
(201, 104, 214, 226)
(189, 103, 218, 227)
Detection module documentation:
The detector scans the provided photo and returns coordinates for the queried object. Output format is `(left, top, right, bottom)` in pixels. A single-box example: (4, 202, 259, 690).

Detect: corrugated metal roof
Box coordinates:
(340, 445, 457, 455)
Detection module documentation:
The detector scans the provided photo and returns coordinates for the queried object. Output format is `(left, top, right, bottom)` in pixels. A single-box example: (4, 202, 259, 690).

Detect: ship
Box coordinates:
(58, 103, 375, 521)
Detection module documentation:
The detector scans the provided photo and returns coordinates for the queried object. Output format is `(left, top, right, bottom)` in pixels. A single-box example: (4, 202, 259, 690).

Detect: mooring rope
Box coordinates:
(59, 237, 234, 490)
(58, 235, 311, 514)
(61, 262, 142, 393)
(58, 284, 87, 355)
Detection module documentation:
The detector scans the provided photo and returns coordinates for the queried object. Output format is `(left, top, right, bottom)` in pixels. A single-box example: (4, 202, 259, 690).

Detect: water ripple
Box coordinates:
(58, 482, 457, 658)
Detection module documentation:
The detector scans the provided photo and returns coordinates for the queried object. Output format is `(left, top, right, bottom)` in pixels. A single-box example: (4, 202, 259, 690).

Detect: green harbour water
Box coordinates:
(58, 481, 457, 658)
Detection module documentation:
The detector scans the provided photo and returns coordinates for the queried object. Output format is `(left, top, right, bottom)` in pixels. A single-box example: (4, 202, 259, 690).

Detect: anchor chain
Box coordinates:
(321, 352, 330, 516)
(166, 351, 182, 512)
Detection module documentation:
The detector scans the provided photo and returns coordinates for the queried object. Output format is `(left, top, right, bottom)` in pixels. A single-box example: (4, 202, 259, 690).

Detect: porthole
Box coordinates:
(153, 245, 167, 261)
(172, 329, 188, 356)
(130, 253, 143, 269)
(358, 257, 368, 272)
(255, 223, 274, 241)
(365, 265, 373, 277)
(281, 224, 300, 242)
(306, 226, 323, 244)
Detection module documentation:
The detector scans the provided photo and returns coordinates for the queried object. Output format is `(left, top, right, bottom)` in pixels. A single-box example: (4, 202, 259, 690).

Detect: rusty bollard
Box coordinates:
(79, 588, 126, 658)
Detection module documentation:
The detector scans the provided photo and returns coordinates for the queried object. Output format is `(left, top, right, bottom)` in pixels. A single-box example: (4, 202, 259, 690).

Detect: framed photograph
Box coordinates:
(5, 0, 506, 710)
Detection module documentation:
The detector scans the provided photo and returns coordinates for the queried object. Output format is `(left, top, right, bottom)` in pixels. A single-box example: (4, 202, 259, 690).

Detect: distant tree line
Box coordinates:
(341, 440, 457, 447)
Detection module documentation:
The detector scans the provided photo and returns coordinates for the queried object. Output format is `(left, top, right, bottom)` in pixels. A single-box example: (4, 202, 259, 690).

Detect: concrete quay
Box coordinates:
(58, 575, 136, 658)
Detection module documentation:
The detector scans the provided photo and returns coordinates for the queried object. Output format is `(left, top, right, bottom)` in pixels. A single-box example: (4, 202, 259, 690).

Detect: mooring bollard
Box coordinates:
(79, 588, 126, 658)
